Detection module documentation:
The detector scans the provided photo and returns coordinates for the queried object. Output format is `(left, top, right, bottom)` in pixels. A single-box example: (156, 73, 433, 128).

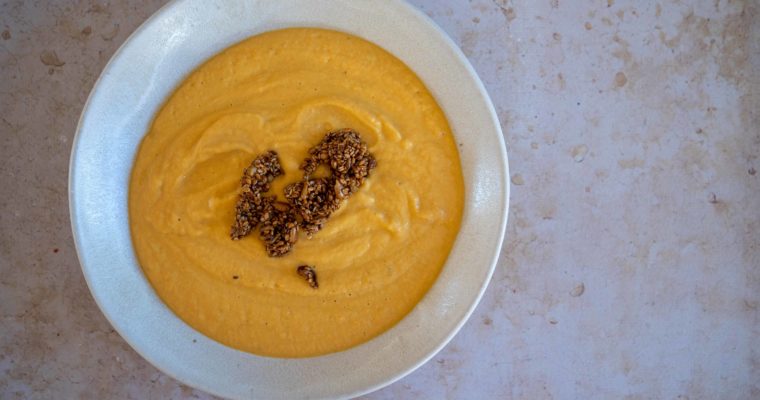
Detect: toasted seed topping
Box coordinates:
(301, 129, 377, 192)
(231, 129, 376, 259)
(297, 265, 318, 289)
(259, 202, 299, 257)
(291, 129, 377, 235)
(284, 178, 341, 237)
(230, 151, 283, 240)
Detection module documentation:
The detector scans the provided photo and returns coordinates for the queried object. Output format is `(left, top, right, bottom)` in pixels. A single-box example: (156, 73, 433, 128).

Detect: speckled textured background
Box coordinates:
(1, 0, 758, 399)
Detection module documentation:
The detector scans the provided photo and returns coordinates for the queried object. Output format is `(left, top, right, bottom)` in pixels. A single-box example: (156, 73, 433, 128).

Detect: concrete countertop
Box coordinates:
(1, 0, 757, 398)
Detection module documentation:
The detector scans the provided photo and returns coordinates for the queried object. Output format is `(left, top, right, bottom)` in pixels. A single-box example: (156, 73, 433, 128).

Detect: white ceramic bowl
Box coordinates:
(69, 0, 509, 398)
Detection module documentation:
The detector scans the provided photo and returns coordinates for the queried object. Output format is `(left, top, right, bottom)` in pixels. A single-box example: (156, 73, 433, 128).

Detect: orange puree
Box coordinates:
(129, 28, 464, 357)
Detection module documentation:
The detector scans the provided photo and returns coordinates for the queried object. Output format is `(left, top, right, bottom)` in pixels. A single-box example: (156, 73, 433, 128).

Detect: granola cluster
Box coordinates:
(230, 151, 282, 241)
(300, 128, 378, 189)
(259, 202, 299, 257)
(289, 129, 378, 237)
(283, 178, 340, 237)
(230, 129, 376, 258)
(296, 265, 319, 289)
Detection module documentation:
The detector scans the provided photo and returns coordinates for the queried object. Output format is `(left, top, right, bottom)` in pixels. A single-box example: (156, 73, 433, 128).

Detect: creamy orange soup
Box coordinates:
(129, 28, 464, 357)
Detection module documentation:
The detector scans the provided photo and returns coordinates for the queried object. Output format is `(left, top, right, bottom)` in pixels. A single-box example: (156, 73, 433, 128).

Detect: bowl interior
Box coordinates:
(69, 0, 508, 398)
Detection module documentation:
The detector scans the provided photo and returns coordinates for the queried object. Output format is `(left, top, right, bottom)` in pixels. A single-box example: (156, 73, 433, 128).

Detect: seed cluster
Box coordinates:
(230, 129, 377, 258)
(288, 129, 378, 237)
(283, 178, 339, 237)
(230, 151, 282, 242)
(259, 202, 299, 257)
(296, 265, 319, 289)
(301, 128, 378, 187)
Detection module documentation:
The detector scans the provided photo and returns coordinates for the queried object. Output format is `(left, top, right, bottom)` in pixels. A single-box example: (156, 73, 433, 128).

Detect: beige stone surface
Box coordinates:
(1, 0, 758, 399)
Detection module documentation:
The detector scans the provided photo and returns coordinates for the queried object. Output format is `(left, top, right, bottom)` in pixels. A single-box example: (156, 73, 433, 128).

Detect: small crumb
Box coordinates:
(87, 3, 106, 13)
(557, 73, 566, 90)
(708, 192, 719, 204)
(511, 174, 525, 186)
(584, 22, 593, 30)
(40, 50, 65, 67)
(192, 339, 197, 343)
(297, 265, 318, 289)
(232, 275, 239, 280)
(553, 32, 561, 41)
(607, 0, 614, 7)
(571, 144, 588, 162)
(570, 283, 585, 297)
(504, 7, 516, 21)
(81, 26, 92, 36)
(101, 24, 120, 41)
(472, 17, 480, 23)
(53, 248, 59, 253)
(615, 71, 628, 87)
(1, 30, 10, 40)
(482, 317, 493, 326)
(549, 317, 559, 325)
(696, 128, 704, 135)
(749, 167, 756, 176)
(531, 142, 539, 150)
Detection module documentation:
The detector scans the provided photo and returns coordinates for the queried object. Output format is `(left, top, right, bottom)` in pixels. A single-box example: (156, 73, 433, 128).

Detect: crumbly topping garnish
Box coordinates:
(243, 150, 283, 192)
(290, 129, 377, 236)
(231, 129, 376, 256)
(296, 265, 318, 289)
(230, 151, 282, 240)
(259, 202, 299, 257)
(283, 178, 341, 237)
(301, 128, 377, 196)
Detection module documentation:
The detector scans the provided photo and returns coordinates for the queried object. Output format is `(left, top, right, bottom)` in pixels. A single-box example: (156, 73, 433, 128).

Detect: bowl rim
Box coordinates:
(69, 0, 509, 398)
